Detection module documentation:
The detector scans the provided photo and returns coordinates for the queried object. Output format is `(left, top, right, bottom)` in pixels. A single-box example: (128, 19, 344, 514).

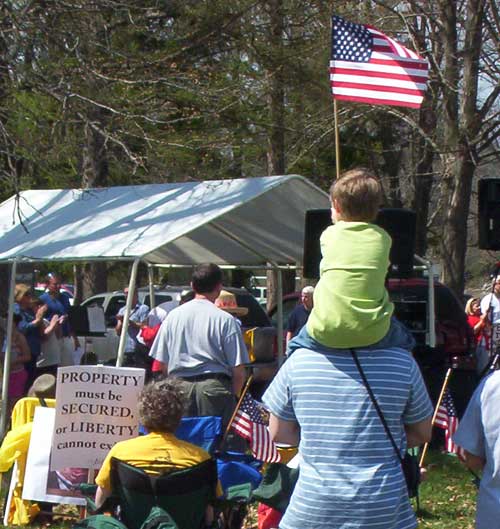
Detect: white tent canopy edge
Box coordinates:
(0, 175, 329, 436)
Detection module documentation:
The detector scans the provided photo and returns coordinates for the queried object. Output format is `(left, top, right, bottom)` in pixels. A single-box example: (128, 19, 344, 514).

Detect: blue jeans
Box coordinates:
(287, 317, 416, 356)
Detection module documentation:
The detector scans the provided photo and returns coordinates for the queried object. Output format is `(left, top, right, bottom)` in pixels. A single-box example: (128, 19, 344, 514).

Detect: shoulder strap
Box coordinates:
(350, 349, 403, 464)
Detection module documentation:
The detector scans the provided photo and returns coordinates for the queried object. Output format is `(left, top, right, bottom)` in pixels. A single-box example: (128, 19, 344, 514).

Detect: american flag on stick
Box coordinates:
(330, 15, 429, 108)
(231, 393, 280, 463)
(434, 390, 465, 458)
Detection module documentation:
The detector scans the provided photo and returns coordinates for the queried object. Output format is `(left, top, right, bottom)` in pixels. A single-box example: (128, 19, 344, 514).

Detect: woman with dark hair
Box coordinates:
(94, 377, 211, 508)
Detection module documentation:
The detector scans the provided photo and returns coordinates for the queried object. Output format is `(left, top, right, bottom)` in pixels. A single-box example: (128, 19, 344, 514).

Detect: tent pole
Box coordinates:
(148, 265, 155, 309)
(275, 266, 284, 366)
(210, 222, 287, 366)
(116, 258, 140, 367)
(0, 260, 18, 438)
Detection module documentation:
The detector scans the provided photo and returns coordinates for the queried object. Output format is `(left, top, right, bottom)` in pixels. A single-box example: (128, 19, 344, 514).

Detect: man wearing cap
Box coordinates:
(150, 264, 249, 428)
(285, 286, 314, 347)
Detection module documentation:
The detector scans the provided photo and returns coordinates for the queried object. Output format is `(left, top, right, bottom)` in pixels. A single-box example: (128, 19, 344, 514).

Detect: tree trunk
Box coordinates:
(266, 0, 285, 175)
(440, 143, 476, 295)
(266, 267, 295, 312)
(439, 0, 484, 297)
(75, 109, 109, 302)
(412, 96, 437, 256)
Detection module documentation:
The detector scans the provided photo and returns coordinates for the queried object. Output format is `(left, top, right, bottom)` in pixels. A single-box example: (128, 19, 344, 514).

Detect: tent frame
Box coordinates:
(1, 254, 288, 437)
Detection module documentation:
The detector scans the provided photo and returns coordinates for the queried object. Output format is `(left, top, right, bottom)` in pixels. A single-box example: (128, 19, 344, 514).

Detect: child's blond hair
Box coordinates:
(330, 167, 383, 222)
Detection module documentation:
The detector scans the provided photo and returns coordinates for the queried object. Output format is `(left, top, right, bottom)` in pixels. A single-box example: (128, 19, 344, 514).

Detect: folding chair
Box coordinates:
(110, 457, 217, 529)
(175, 416, 222, 454)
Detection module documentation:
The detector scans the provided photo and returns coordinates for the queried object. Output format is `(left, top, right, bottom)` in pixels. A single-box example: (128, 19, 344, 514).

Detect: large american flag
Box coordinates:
(231, 393, 280, 463)
(434, 390, 465, 458)
(330, 15, 429, 108)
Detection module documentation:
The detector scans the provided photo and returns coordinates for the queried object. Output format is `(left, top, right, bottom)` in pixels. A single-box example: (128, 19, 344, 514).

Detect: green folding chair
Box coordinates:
(109, 457, 218, 529)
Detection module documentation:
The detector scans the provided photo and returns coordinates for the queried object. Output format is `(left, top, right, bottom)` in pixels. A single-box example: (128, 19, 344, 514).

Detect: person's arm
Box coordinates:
(11, 331, 32, 366)
(463, 449, 485, 473)
(232, 364, 246, 396)
(285, 331, 294, 346)
(269, 414, 300, 446)
(43, 315, 60, 336)
(472, 314, 489, 335)
(95, 485, 111, 509)
(115, 315, 123, 336)
(404, 418, 432, 448)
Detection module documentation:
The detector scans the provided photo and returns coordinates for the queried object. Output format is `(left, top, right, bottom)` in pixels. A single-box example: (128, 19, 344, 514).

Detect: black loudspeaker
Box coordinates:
(478, 178, 500, 250)
(303, 208, 417, 279)
(375, 208, 417, 278)
(303, 209, 333, 278)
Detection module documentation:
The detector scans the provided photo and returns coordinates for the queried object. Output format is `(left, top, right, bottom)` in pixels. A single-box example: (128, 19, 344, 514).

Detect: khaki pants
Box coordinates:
(178, 376, 235, 431)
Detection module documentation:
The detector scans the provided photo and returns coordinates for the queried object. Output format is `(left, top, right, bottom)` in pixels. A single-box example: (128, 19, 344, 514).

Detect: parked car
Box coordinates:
(78, 287, 278, 393)
(268, 278, 477, 416)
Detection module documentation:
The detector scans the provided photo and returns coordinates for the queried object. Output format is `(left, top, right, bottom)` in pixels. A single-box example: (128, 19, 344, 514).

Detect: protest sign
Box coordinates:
(23, 406, 85, 506)
(50, 365, 145, 471)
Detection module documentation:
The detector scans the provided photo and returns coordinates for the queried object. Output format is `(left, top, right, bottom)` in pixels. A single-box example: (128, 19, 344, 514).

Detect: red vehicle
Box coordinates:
(268, 278, 477, 415)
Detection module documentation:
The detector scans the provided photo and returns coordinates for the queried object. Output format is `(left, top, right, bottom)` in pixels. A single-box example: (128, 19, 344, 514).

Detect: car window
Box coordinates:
(105, 295, 126, 317)
(143, 294, 173, 307)
(388, 283, 467, 332)
(233, 292, 271, 327)
(81, 296, 105, 308)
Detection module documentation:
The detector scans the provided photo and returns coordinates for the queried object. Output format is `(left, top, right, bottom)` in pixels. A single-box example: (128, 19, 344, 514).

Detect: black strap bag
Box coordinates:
(350, 349, 420, 499)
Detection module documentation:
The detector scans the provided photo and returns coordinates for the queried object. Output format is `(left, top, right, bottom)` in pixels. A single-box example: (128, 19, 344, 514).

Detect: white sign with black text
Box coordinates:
(50, 365, 145, 471)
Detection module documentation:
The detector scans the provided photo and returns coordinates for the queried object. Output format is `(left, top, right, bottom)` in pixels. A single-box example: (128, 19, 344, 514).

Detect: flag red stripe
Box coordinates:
(332, 94, 422, 109)
(330, 67, 427, 84)
(331, 80, 425, 96)
(368, 56, 428, 69)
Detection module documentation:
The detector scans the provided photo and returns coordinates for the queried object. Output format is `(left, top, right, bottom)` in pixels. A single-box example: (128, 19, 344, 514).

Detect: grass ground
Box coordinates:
(417, 450, 477, 529)
(3, 450, 478, 528)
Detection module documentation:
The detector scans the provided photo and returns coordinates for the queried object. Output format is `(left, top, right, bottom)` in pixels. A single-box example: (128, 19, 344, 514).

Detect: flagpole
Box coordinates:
(334, 99, 341, 179)
(220, 374, 254, 448)
(419, 367, 453, 467)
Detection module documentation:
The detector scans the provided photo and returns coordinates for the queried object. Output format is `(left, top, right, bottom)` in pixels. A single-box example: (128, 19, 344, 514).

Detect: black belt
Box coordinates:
(180, 373, 230, 382)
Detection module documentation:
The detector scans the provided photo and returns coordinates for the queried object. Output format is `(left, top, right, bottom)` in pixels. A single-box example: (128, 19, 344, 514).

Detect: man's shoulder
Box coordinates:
(290, 304, 306, 316)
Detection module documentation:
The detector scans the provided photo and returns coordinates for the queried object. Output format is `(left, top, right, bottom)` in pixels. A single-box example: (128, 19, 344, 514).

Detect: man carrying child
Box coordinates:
(263, 168, 432, 529)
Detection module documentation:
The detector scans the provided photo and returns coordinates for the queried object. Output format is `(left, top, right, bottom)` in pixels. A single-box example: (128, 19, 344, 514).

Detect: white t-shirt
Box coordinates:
(147, 301, 176, 327)
(149, 298, 249, 378)
(37, 320, 61, 368)
(481, 293, 500, 324)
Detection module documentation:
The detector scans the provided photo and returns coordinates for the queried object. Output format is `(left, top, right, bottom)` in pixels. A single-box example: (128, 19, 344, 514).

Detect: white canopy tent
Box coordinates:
(0, 175, 329, 434)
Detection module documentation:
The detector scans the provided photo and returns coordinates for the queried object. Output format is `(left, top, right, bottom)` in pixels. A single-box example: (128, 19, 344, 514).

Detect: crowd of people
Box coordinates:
(1, 168, 500, 529)
(0, 275, 82, 416)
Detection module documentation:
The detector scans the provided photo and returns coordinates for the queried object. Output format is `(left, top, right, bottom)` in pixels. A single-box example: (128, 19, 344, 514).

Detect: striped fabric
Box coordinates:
(330, 15, 429, 108)
(263, 346, 432, 529)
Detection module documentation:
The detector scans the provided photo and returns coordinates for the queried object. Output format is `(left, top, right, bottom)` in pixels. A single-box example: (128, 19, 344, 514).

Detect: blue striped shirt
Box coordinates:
(263, 346, 432, 529)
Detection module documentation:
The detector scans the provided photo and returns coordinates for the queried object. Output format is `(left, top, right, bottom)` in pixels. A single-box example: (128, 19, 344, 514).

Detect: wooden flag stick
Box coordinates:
(334, 99, 341, 179)
(419, 367, 453, 468)
(220, 374, 254, 447)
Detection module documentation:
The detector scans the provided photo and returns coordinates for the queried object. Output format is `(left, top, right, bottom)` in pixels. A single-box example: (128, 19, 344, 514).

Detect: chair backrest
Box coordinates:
(175, 416, 222, 454)
(110, 457, 217, 529)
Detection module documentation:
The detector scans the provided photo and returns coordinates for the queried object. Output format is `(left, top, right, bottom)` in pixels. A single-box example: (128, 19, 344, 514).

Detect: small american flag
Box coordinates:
(231, 393, 280, 463)
(434, 390, 465, 458)
(330, 15, 429, 108)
